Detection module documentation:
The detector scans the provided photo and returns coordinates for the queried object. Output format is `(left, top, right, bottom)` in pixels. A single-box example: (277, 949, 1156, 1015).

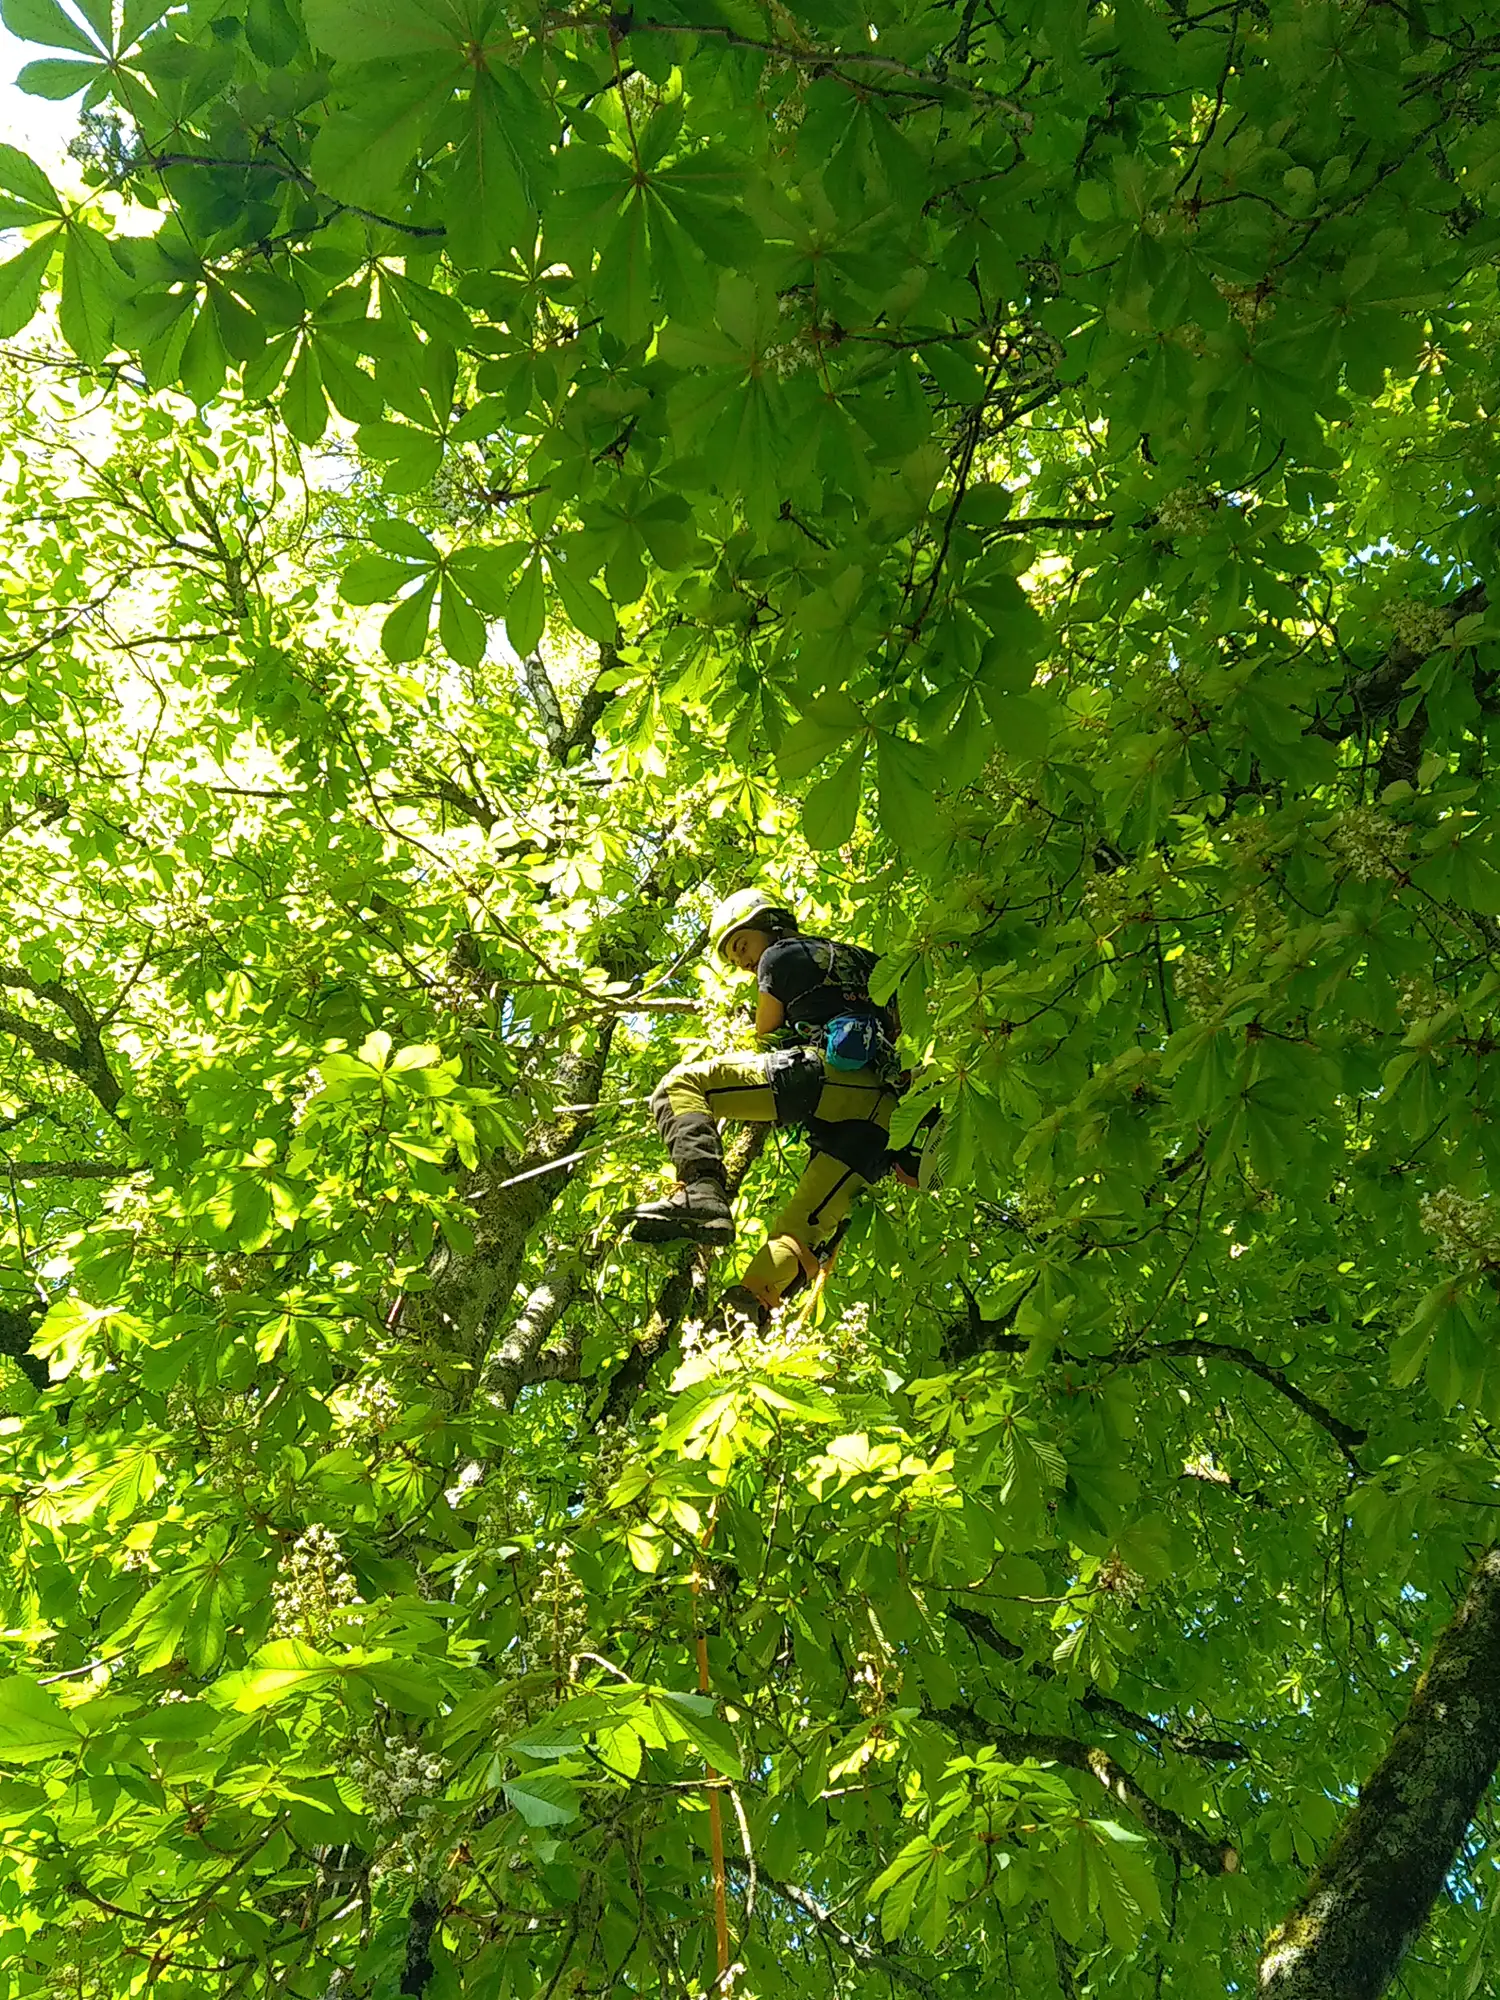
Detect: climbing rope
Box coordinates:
(691, 1508, 732, 1986)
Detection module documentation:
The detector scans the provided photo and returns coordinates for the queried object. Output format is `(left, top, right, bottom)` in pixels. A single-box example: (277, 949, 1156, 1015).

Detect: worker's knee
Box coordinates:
(740, 1233, 822, 1311)
(651, 1060, 709, 1136)
(649, 1072, 676, 1138)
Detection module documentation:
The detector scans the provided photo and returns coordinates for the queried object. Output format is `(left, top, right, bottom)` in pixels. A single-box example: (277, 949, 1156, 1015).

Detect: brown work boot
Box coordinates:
(627, 1178, 735, 1245)
(718, 1285, 768, 1337)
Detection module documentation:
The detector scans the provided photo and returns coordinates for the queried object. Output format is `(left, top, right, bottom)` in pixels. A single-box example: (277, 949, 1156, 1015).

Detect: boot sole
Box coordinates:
(628, 1215, 736, 1246)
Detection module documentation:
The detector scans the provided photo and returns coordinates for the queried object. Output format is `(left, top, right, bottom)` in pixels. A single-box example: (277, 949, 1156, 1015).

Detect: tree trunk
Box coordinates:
(1259, 1542, 1500, 2000)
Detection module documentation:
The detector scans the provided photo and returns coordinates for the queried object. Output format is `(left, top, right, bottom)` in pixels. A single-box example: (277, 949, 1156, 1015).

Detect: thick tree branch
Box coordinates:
(937, 1705, 1239, 1875)
(0, 969, 126, 1117)
(946, 1602, 1023, 1661)
(944, 1314, 1365, 1461)
(1309, 582, 1488, 746)
(525, 1322, 584, 1387)
(400, 1889, 439, 1996)
(484, 1255, 584, 1409)
(521, 654, 568, 757)
(1080, 1689, 1248, 1766)
(415, 1023, 617, 1396)
(593, 1126, 770, 1429)
(1261, 1541, 1500, 2000)
(1143, 1337, 1366, 1459)
(946, 1605, 1248, 1764)
(2, 1160, 144, 1180)
(985, 513, 1115, 535)
(544, 11, 1031, 120)
(558, 643, 623, 762)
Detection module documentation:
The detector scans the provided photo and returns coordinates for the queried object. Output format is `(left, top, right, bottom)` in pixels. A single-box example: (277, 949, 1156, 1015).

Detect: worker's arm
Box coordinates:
(755, 990, 786, 1039)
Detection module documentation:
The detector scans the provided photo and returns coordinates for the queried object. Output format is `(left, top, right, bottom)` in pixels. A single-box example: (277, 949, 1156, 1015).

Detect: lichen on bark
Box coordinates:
(1260, 1543, 1500, 2000)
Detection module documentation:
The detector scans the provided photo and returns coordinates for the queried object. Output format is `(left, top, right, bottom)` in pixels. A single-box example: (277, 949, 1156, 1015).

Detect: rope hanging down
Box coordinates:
(692, 1510, 732, 1986)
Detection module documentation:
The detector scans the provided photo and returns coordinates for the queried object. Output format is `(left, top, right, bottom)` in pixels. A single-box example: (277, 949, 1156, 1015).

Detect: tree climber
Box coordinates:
(626, 890, 912, 1316)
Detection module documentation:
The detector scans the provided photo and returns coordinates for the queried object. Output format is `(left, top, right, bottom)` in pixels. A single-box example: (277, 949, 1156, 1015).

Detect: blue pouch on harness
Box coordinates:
(824, 1014, 884, 1072)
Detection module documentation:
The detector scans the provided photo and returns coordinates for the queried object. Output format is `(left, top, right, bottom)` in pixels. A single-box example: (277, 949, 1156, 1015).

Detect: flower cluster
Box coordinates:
(533, 1549, 589, 1679)
(1082, 868, 1157, 931)
(271, 1525, 362, 1641)
(68, 106, 139, 182)
(824, 1297, 873, 1363)
(1012, 1185, 1053, 1233)
(853, 1644, 893, 1719)
(1182, 1452, 1232, 1486)
(334, 1374, 402, 1443)
(1173, 951, 1223, 1023)
(1226, 814, 1278, 869)
(1081, 871, 1129, 931)
(1094, 1552, 1146, 1601)
(1155, 484, 1216, 535)
(350, 1734, 446, 1827)
(1396, 974, 1440, 1023)
(1328, 805, 1404, 882)
(1020, 256, 1062, 298)
(1389, 599, 1451, 655)
(761, 299, 821, 382)
(443, 1459, 483, 1509)
(584, 1421, 629, 1508)
(288, 1070, 323, 1127)
(1419, 1189, 1500, 1269)
(1214, 276, 1270, 330)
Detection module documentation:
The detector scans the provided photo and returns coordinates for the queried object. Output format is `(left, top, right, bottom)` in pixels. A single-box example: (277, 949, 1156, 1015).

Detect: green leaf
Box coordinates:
(549, 554, 616, 645)
(371, 517, 441, 562)
(506, 554, 545, 657)
(778, 692, 868, 782)
(652, 1691, 744, 1779)
(303, 0, 462, 60)
(0, 229, 57, 339)
(959, 483, 1014, 526)
(439, 578, 488, 666)
(211, 1641, 346, 1712)
(245, 0, 300, 64)
(1076, 178, 1114, 220)
(876, 733, 940, 852)
(504, 1773, 579, 1827)
(381, 576, 438, 661)
(318, 337, 385, 425)
(1, 0, 102, 57)
(802, 744, 866, 850)
(984, 690, 1056, 763)
(281, 340, 328, 446)
(356, 418, 444, 492)
(626, 1522, 666, 1573)
(16, 56, 100, 95)
(310, 56, 462, 209)
(178, 302, 228, 407)
(58, 222, 116, 366)
(0, 1676, 83, 1761)
(341, 554, 429, 605)
(0, 143, 61, 213)
(447, 541, 527, 614)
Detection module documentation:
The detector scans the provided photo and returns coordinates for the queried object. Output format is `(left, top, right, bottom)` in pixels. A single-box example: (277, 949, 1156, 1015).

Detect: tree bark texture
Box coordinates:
(413, 1024, 616, 1383)
(1259, 1541, 1500, 2000)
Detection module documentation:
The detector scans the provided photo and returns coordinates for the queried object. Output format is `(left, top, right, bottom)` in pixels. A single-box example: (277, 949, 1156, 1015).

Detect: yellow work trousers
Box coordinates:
(651, 1050, 896, 1307)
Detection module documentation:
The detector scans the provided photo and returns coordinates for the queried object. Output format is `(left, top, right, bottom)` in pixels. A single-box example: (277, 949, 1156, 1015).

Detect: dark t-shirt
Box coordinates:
(758, 935, 890, 1036)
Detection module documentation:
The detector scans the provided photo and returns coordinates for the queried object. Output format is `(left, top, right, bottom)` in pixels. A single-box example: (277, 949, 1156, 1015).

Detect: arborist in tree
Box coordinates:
(626, 889, 922, 1319)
